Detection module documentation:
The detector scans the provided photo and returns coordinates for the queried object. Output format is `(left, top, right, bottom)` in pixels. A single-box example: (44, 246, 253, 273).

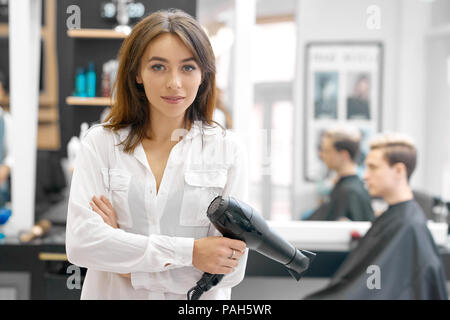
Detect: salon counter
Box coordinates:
(0, 226, 78, 300)
(1, 223, 449, 299)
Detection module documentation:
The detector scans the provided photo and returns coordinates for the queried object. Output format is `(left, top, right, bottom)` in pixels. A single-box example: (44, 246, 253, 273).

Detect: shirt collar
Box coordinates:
(184, 121, 223, 140)
(116, 125, 131, 142)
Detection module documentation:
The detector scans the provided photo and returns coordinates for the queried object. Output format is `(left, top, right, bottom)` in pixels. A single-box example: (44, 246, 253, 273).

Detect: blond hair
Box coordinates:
(369, 133, 417, 179)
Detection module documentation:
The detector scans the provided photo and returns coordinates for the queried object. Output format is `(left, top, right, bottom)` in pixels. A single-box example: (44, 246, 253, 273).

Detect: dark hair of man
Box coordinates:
(324, 128, 361, 163)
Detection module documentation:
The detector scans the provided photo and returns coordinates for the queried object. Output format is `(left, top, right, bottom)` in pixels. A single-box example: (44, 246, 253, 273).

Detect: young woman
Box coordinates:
(66, 9, 248, 300)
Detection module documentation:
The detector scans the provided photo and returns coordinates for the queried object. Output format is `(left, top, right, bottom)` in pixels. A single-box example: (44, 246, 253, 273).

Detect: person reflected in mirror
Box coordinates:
(306, 133, 448, 299)
(307, 125, 374, 221)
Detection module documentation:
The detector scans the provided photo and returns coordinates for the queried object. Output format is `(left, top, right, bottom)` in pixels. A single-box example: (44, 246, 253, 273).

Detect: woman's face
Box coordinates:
(136, 33, 202, 121)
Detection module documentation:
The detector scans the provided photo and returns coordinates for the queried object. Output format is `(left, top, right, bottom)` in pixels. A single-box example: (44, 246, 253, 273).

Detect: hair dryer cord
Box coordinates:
(186, 273, 224, 300)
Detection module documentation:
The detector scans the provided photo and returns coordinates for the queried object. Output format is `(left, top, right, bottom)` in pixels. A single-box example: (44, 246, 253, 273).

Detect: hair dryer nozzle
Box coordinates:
(285, 249, 316, 281)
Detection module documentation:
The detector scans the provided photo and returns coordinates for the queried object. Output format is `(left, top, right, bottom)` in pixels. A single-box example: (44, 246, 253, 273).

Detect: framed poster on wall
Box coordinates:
(303, 42, 383, 181)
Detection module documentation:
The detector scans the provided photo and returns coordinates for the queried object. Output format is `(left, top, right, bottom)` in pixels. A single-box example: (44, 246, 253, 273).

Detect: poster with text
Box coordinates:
(304, 42, 383, 181)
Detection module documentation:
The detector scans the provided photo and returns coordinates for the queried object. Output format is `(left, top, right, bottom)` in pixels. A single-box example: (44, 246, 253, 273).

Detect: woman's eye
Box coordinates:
(183, 65, 196, 72)
(151, 64, 165, 71)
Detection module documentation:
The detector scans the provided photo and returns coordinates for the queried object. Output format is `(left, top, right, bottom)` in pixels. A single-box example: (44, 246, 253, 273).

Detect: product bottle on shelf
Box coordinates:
(101, 62, 111, 97)
(75, 67, 87, 97)
(86, 61, 97, 98)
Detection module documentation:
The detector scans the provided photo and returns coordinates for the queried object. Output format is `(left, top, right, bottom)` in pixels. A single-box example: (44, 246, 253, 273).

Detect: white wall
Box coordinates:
(396, 0, 431, 191)
(293, 0, 432, 216)
(430, 0, 450, 28)
(424, 20, 450, 199)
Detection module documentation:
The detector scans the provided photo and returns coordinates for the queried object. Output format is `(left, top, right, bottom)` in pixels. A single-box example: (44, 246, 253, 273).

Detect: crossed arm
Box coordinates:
(89, 195, 246, 279)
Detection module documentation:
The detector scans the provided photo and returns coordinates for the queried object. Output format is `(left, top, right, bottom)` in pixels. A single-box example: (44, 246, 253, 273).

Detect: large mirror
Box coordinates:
(199, 0, 450, 226)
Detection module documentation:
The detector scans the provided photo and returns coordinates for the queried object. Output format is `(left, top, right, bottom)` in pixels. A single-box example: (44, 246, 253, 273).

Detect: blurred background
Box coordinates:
(0, 0, 449, 300)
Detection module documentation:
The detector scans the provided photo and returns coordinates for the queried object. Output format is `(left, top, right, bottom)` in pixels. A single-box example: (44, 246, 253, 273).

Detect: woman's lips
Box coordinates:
(161, 96, 185, 104)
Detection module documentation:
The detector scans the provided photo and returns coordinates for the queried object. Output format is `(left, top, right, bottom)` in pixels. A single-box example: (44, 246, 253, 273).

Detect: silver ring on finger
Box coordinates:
(230, 249, 236, 260)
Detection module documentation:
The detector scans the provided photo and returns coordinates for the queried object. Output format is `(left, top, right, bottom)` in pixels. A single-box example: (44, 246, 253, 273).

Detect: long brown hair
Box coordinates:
(104, 9, 217, 153)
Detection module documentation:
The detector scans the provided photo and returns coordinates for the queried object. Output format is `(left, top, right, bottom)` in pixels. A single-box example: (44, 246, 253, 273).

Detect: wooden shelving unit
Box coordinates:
(0, 96, 58, 123)
(66, 28, 124, 107)
(38, 107, 59, 123)
(0, 94, 55, 107)
(66, 96, 112, 106)
(67, 28, 128, 39)
(0, 0, 61, 150)
(0, 23, 8, 38)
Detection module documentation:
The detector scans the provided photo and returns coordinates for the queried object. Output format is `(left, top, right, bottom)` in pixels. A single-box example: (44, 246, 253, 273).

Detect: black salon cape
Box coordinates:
(308, 175, 374, 221)
(306, 200, 448, 300)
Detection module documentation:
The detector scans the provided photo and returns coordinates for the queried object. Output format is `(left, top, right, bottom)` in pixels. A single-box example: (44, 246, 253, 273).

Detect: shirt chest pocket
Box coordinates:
(101, 168, 133, 229)
(179, 169, 227, 227)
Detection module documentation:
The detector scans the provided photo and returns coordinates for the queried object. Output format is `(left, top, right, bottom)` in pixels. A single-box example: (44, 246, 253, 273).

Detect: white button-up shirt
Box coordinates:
(65, 121, 249, 300)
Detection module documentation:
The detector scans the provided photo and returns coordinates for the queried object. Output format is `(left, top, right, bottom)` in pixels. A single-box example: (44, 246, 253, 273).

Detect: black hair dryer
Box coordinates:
(187, 196, 316, 300)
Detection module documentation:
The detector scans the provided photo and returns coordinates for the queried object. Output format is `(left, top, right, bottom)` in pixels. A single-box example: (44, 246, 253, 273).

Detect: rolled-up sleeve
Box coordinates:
(66, 130, 194, 274)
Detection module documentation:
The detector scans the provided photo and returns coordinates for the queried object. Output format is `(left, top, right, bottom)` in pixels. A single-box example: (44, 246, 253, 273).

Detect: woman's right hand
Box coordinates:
(90, 195, 118, 229)
(192, 236, 246, 274)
